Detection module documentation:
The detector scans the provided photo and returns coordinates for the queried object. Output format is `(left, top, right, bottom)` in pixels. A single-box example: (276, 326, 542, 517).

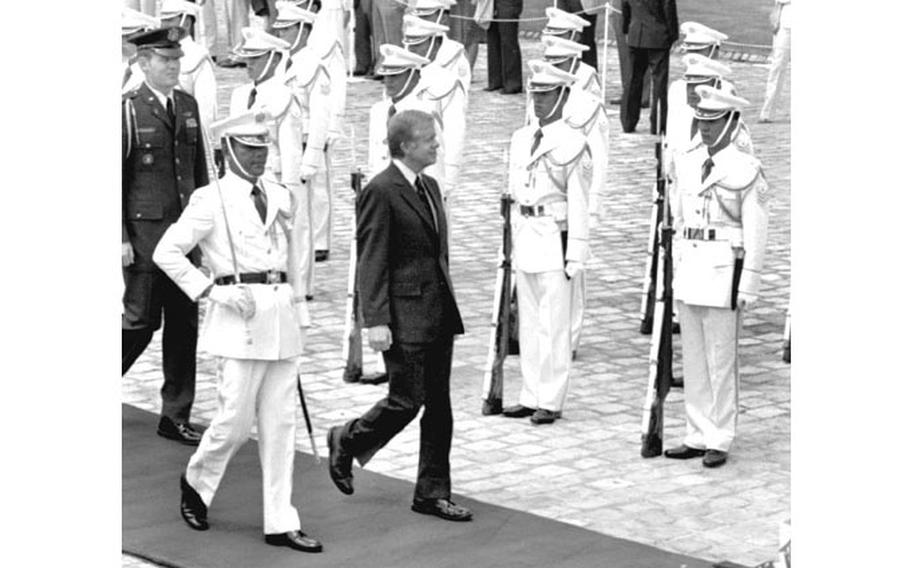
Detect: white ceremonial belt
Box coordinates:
(681, 226, 743, 242)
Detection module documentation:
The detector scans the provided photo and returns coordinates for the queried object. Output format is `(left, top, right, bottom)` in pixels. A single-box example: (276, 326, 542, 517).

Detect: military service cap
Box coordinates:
(683, 53, 731, 83)
(543, 7, 591, 34)
(402, 14, 449, 44)
(694, 83, 749, 120)
(409, 0, 457, 15)
(527, 59, 577, 92)
(127, 26, 187, 58)
(233, 27, 291, 58)
(121, 7, 161, 36)
(375, 44, 430, 75)
(272, 1, 318, 28)
(542, 34, 589, 59)
(211, 110, 273, 147)
(680, 21, 729, 50)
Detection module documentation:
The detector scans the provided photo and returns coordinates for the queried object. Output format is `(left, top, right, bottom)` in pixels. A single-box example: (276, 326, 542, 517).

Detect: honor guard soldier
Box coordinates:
(401, 15, 468, 203)
(229, 28, 315, 300)
(282, 2, 348, 262)
(678, 21, 728, 59)
(122, 26, 209, 446)
(270, 2, 337, 264)
(663, 85, 771, 468)
(404, 1, 472, 97)
(158, 0, 218, 143)
(121, 8, 159, 93)
(153, 110, 323, 553)
(368, 45, 462, 203)
(502, 61, 591, 425)
(541, 35, 601, 99)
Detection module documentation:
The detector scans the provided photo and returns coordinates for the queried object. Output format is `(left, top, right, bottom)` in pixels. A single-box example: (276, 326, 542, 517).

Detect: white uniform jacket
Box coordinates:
(509, 120, 591, 273)
(309, 35, 348, 142)
(564, 89, 609, 223)
(435, 36, 472, 101)
(153, 171, 310, 360)
(285, 48, 332, 177)
(570, 60, 602, 101)
(229, 72, 304, 189)
(177, 37, 218, 137)
(672, 142, 771, 308)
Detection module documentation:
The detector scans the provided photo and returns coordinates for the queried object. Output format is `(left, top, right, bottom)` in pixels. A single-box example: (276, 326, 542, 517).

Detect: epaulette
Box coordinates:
(287, 53, 330, 92)
(123, 88, 140, 101)
(532, 122, 587, 167)
(435, 38, 465, 69)
(564, 92, 605, 131)
(715, 149, 763, 191)
(417, 65, 461, 101)
(572, 63, 599, 91)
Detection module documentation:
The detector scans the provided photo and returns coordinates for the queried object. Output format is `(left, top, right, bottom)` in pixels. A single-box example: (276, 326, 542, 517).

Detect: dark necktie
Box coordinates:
(388, 103, 397, 120)
(415, 175, 437, 233)
(530, 128, 543, 155)
(251, 185, 268, 223)
(166, 97, 175, 125)
(701, 157, 715, 182)
(247, 87, 258, 109)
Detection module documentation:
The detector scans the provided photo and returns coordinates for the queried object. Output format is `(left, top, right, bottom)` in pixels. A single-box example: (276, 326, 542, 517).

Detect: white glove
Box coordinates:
(565, 261, 584, 280)
(737, 293, 757, 311)
(209, 285, 256, 319)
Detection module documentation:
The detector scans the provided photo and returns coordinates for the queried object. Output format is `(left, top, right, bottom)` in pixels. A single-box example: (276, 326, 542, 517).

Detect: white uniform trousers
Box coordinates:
(517, 270, 572, 412)
(185, 357, 301, 534)
(569, 270, 586, 353)
(310, 153, 333, 252)
(292, 183, 316, 296)
(678, 302, 741, 452)
(760, 24, 791, 121)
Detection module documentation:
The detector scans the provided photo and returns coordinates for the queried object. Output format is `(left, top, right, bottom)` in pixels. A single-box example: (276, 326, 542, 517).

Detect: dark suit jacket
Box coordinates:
(356, 164, 464, 344)
(122, 83, 208, 271)
(621, 0, 679, 49)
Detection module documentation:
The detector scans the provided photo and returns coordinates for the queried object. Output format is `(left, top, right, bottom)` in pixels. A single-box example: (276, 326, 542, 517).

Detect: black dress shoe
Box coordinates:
(158, 417, 202, 446)
(622, 127, 636, 134)
(664, 445, 706, 459)
(314, 249, 329, 262)
(483, 85, 503, 91)
(352, 68, 369, 77)
(326, 426, 354, 495)
(530, 409, 559, 425)
(671, 377, 684, 389)
(180, 475, 209, 531)
(702, 449, 728, 468)
(411, 498, 473, 522)
(265, 530, 323, 553)
(502, 404, 535, 418)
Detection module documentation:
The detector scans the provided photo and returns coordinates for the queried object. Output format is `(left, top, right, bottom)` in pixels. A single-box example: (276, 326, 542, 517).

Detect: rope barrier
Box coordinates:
(389, 0, 620, 24)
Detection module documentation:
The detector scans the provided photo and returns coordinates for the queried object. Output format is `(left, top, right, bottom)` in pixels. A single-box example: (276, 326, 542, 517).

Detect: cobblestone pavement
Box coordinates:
(123, 37, 790, 568)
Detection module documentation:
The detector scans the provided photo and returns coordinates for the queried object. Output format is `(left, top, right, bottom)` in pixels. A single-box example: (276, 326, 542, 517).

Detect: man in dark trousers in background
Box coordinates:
(326, 110, 473, 523)
(121, 27, 209, 445)
(609, 0, 650, 107)
(485, 0, 523, 94)
(621, 0, 677, 134)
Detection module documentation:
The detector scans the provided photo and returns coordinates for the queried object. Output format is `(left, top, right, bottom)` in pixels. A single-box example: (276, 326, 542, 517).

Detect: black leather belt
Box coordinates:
(302, 142, 330, 152)
(519, 204, 547, 217)
(682, 227, 718, 240)
(215, 271, 287, 285)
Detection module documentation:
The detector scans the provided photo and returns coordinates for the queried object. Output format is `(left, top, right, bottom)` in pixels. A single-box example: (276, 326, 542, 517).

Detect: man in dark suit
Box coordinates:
(485, 0, 523, 94)
(609, 0, 650, 107)
(621, 0, 678, 134)
(326, 110, 472, 523)
(122, 27, 209, 445)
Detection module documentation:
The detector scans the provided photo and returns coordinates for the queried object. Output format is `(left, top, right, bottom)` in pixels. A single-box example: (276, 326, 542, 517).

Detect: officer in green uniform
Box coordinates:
(122, 26, 210, 445)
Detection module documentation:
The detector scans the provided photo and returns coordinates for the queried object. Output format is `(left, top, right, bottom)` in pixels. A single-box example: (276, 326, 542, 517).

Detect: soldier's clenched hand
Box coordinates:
(367, 325, 393, 352)
(209, 285, 257, 319)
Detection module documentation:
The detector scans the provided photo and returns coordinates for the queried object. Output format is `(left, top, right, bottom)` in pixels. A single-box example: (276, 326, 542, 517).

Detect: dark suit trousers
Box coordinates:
(486, 0, 523, 92)
(122, 268, 198, 423)
(340, 336, 454, 501)
(353, 0, 372, 73)
(610, 5, 650, 105)
(622, 47, 668, 134)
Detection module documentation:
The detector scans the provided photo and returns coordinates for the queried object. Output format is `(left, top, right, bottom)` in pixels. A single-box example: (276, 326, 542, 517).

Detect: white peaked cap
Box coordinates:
(683, 53, 731, 80)
(158, 0, 201, 18)
(542, 34, 589, 58)
(233, 27, 292, 57)
(544, 7, 590, 32)
(211, 109, 273, 146)
(402, 14, 450, 42)
(680, 21, 729, 47)
(376, 43, 431, 74)
(527, 59, 577, 91)
(272, 1, 318, 28)
(694, 82, 749, 120)
(122, 7, 160, 34)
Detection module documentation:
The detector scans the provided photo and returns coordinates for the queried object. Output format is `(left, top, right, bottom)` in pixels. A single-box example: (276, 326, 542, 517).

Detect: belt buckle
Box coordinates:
(266, 270, 280, 284)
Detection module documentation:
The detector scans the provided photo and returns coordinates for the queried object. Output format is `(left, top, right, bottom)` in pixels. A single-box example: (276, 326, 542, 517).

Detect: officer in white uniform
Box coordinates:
(121, 8, 159, 93)
(158, 1, 218, 149)
(368, 44, 462, 203)
(228, 28, 313, 299)
(502, 61, 591, 426)
(401, 15, 468, 205)
(540, 21, 600, 99)
(664, 85, 771, 469)
(154, 110, 323, 553)
(404, 2, 472, 97)
(271, 3, 337, 266)
(667, 54, 731, 169)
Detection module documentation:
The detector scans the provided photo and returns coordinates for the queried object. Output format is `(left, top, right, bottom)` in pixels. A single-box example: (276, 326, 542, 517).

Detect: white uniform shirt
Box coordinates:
(286, 47, 332, 177)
